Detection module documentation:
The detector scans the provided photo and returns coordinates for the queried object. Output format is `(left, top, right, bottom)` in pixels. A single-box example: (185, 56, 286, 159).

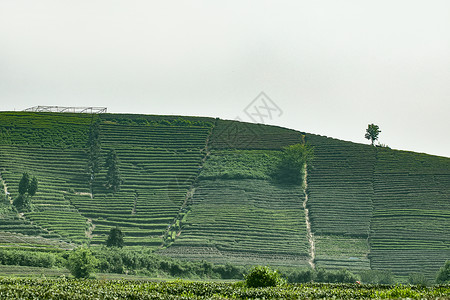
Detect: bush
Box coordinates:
(92, 247, 245, 279)
(106, 226, 124, 248)
(245, 266, 285, 288)
(274, 143, 314, 185)
(286, 269, 314, 283)
(67, 247, 98, 279)
(0, 249, 58, 268)
(408, 273, 429, 285)
(215, 263, 244, 279)
(436, 260, 450, 284)
(12, 194, 32, 211)
(330, 269, 359, 283)
(360, 270, 394, 284)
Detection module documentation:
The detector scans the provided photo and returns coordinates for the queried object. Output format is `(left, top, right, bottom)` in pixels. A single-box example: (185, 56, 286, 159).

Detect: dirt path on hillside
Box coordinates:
(163, 125, 214, 245)
(302, 167, 316, 269)
(0, 171, 12, 204)
(75, 192, 93, 199)
(85, 218, 95, 239)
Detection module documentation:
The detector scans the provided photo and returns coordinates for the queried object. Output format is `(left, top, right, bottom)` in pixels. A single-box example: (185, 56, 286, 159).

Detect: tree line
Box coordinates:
(86, 120, 122, 194)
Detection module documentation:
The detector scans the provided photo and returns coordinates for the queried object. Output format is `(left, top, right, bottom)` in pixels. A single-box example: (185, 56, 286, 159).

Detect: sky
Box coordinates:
(1, 1, 449, 157)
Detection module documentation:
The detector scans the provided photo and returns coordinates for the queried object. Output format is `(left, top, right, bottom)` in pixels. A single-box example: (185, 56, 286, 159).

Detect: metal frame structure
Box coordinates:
(23, 106, 107, 114)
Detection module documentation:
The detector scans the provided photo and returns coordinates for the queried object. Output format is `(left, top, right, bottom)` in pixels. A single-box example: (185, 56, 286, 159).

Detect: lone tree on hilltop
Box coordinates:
(106, 226, 124, 248)
(105, 149, 122, 193)
(365, 124, 381, 146)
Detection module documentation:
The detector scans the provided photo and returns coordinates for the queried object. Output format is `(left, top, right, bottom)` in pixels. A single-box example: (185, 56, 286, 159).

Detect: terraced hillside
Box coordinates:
(161, 149, 310, 267)
(370, 149, 450, 279)
(0, 113, 93, 244)
(0, 112, 213, 248)
(71, 119, 212, 246)
(305, 134, 375, 272)
(0, 111, 449, 280)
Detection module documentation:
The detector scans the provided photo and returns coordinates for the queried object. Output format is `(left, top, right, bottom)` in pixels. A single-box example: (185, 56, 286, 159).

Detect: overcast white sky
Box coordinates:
(1, 1, 449, 157)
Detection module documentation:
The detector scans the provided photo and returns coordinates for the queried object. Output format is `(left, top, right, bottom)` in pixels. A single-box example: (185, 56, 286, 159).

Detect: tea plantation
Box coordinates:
(0, 111, 449, 282)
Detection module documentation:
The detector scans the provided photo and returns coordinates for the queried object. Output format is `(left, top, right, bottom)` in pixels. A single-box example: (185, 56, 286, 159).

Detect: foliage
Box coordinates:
(360, 269, 394, 284)
(285, 269, 314, 283)
(198, 150, 280, 180)
(86, 120, 101, 177)
(365, 123, 381, 146)
(436, 260, 450, 284)
(93, 247, 244, 279)
(12, 194, 30, 211)
(284, 268, 359, 284)
(67, 247, 98, 279)
(105, 149, 122, 193)
(18, 172, 30, 195)
(1, 278, 448, 300)
(274, 143, 314, 185)
(314, 268, 358, 283)
(28, 176, 38, 197)
(0, 248, 61, 268)
(0, 112, 91, 148)
(106, 226, 124, 248)
(14, 172, 38, 211)
(245, 266, 285, 287)
(409, 272, 429, 285)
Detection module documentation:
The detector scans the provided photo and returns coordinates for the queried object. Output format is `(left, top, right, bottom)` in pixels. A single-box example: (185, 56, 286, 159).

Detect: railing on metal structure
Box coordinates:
(22, 106, 107, 114)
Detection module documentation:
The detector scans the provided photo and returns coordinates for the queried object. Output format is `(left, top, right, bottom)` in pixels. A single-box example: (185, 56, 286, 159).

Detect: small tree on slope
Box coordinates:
(365, 124, 381, 146)
(18, 172, 30, 195)
(67, 247, 98, 279)
(275, 143, 314, 185)
(105, 149, 122, 193)
(106, 226, 124, 248)
(436, 260, 450, 283)
(14, 172, 38, 211)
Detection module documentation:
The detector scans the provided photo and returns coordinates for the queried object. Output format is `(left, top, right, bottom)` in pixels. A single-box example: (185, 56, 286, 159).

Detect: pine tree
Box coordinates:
(28, 177, 38, 197)
(14, 172, 37, 211)
(106, 226, 124, 248)
(18, 172, 30, 195)
(105, 149, 122, 193)
(87, 121, 101, 178)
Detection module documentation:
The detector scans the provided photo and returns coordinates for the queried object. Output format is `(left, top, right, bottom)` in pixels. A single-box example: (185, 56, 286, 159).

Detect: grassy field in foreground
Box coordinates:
(0, 278, 449, 299)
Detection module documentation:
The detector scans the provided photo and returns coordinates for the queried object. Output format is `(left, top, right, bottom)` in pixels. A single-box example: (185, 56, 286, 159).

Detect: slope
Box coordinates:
(160, 120, 310, 266)
(0, 112, 448, 279)
(370, 149, 450, 280)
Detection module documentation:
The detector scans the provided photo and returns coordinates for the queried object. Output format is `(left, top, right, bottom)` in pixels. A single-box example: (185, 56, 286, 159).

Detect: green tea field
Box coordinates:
(0, 111, 449, 282)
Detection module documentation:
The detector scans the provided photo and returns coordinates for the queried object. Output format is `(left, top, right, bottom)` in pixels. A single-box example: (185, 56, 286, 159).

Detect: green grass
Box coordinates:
(198, 150, 280, 180)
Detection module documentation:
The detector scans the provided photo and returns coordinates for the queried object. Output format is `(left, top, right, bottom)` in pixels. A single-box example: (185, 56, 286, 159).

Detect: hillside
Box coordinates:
(0, 111, 448, 280)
